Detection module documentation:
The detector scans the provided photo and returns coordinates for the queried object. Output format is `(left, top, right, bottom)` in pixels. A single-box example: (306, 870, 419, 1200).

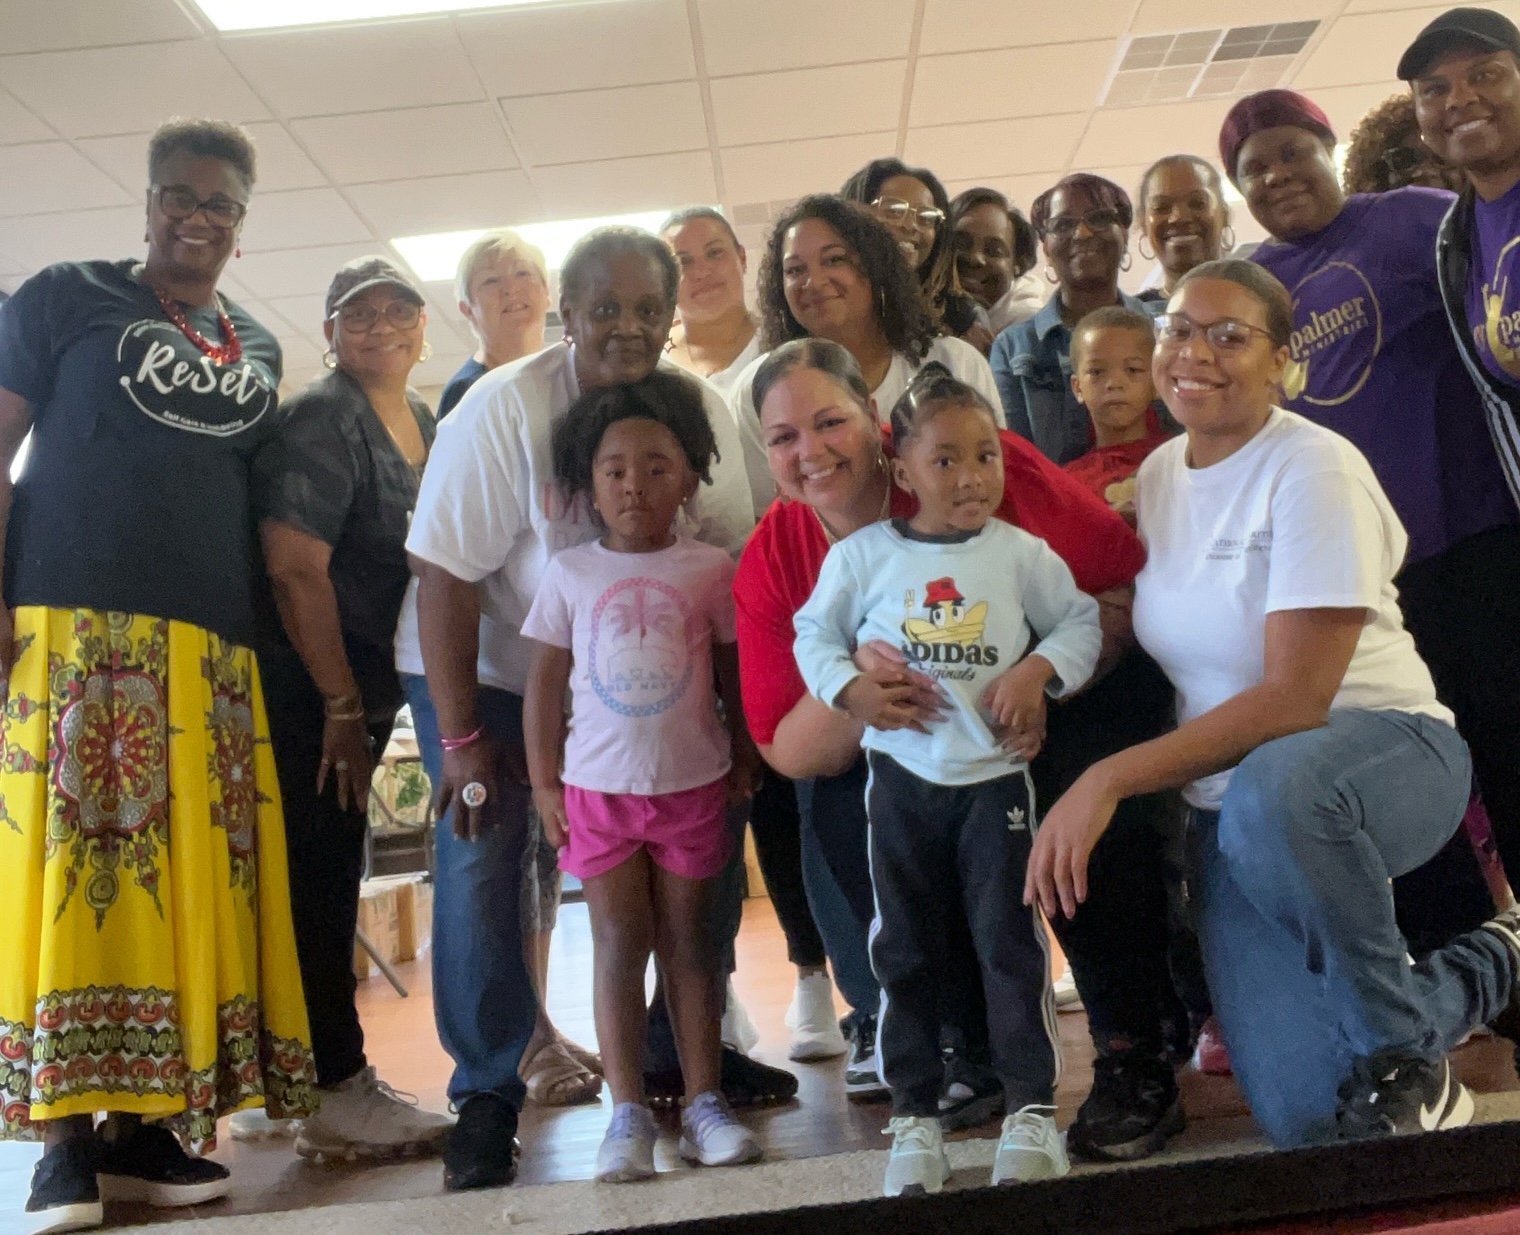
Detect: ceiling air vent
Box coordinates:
(1103, 21, 1319, 107)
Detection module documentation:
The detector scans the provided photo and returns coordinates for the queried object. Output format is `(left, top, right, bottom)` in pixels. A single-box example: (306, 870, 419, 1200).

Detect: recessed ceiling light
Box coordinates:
(391, 210, 692, 283)
(192, 0, 586, 33)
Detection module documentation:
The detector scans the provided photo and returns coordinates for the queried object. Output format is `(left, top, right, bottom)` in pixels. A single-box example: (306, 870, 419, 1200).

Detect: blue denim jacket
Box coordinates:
(990, 290, 1162, 464)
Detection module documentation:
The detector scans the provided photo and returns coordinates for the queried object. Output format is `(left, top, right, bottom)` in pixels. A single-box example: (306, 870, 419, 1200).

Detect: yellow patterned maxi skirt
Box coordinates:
(0, 608, 316, 1151)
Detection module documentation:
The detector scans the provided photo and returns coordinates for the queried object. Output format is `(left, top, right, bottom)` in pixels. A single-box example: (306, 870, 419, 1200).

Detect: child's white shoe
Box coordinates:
(991, 1105, 1069, 1185)
(882, 1115, 951, 1197)
(785, 972, 848, 1061)
(595, 1103, 657, 1183)
(720, 982, 760, 1056)
(679, 1091, 761, 1166)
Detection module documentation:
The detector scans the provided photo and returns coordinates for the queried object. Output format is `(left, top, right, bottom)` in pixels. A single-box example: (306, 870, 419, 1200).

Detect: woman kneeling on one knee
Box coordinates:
(1025, 257, 1520, 1149)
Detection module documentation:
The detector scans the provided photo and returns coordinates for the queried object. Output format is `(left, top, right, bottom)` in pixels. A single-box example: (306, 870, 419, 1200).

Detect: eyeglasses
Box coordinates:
(1041, 208, 1124, 238)
(332, 300, 424, 332)
(152, 184, 247, 227)
(1156, 313, 1275, 352)
(1380, 146, 1425, 177)
(871, 197, 946, 230)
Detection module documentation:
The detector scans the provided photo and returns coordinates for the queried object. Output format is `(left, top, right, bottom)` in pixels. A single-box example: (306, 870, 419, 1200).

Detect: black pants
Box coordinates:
(1399, 524, 1520, 891)
(1031, 649, 1185, 1057)
(262, 651, 394, 1089)
(866, 753, 1056, 1115)
(747, 766, 827, 969)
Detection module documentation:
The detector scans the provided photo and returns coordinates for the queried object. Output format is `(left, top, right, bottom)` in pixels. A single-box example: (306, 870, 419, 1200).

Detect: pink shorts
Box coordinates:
(562, 776, 732, 882)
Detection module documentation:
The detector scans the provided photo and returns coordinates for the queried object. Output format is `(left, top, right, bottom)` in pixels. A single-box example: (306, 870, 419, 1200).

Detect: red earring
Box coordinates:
(235, 246, 242, 259)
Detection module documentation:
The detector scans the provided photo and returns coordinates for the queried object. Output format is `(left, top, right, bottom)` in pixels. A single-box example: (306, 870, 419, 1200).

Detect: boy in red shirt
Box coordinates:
(1064, 307, 1175, 524)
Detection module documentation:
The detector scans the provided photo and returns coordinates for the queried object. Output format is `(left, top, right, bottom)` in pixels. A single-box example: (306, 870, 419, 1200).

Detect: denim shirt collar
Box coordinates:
(1032, 288, 1158, 342)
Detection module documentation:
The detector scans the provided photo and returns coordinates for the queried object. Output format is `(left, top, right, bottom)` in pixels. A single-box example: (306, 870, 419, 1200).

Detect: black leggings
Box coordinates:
(747, 766, 827, 969)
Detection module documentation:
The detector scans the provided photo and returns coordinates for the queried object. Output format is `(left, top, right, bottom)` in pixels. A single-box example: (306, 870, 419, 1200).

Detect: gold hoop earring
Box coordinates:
(1221, 224, 1237, 252)
(322, 348, 338, 370)
(1137, 236, 1155, 262)
(1120, 250, 1133, 272)
(420, 340, 433, 362)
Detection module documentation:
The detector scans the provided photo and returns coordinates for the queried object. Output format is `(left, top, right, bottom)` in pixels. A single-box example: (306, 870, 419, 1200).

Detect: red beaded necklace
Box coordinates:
(150, 284, 242, 366)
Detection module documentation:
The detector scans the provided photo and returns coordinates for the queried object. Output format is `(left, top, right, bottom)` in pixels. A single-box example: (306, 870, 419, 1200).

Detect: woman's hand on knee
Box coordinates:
(1024, 769, 1121, 920)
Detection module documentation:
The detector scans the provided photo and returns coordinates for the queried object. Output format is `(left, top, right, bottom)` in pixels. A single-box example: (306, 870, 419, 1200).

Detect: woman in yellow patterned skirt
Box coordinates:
(0, 119, 315, 1234)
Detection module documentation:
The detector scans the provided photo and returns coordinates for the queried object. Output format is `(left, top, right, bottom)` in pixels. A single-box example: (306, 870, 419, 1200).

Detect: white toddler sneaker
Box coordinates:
(595, 1103, 658, 1183)
(991, 1105, 1070, 1185)
(294, 1066, 454, 1162)
(679, 1091, 762, 1166)
(882, 1115, 951, 1197)
(785, 972, 848, 1062)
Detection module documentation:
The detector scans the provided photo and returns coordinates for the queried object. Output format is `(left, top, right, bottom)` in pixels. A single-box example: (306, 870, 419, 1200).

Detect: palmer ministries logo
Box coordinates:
(1477, 234, 1520, 381)
(900, 577, 1000, 680)
(1281, 262, 1383, 408)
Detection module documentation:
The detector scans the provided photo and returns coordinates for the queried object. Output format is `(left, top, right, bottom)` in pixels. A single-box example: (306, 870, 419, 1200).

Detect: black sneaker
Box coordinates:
(443, 1092, 519, 1192)
(1334, 1052, 1474, 1139)
(845, 1015, 889, 1100)
(937, 1055, 1003, 1132)
(25, 1137, 102, 1234)
(646, 1045, 798, 1110)
(96, 1122, 230, 1207)
(1068, 1049, 1185, 1162)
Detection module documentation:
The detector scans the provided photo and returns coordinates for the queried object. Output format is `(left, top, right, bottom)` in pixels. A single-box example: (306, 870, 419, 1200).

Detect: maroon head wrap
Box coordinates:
(1218, 89, 1336, 183)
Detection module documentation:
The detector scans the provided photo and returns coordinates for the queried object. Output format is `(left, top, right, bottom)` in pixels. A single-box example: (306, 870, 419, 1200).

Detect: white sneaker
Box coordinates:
(294, 1066, 454, 1162)
(595, 1103, 657, 1183)
(720, 981, 760, 1056)
(882, 1116, 951, 1197)
(228, 1108, 300, 1142)
(991, 1105, 1069, 1185)
(785, 972, 848, 1062)
(679, 1091, 762, 1166)
(1053, 966, 1082, 1011)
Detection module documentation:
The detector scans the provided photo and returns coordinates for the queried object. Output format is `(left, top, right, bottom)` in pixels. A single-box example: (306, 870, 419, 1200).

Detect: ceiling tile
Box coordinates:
(0, 42, 269, 138)
(1300, 82, 1414, 138)
(0, 142, 134, 216)
(235, 243, 382, 300)
(80, 123, 334, 196)
(0, 88, 52, 144)
(1292, 5, 1517, 89)
(911, 42, 1116, 127)
(1073, 97, 1233, 167)
(943, 172, 1069, 217)
(1131, 0, 1332, 31)
(293, 103, 518, 184)
(0, 205, 144, 269)
(503, 81, 706, 166)
(266, 293, 332, 337)
(220, 18, 482, 118)
(239, 187, 372, 252)
(346, 171, 542, 238)
(0, 0, 201, 54)
(460, 0, 694, 96)
(698, 0, 915, 76)
(919, 0, 1136, 54)
(711, 62, 906, 146)
(903, 114, 1089, 183)
(533, 151, 716, 219)
(720, 131, 897, 206)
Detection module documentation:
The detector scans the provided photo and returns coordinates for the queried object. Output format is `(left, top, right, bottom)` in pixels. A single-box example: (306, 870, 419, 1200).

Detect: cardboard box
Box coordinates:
(354, 880, 401, 981)
(356, 874, 434, 968)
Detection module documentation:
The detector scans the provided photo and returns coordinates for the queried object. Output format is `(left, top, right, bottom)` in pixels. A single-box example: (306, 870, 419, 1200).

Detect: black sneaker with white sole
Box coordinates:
(96, 1122, 230, 1208)
(25, 1137, 102, 1235)
(443, 1092, 519, 1192)
(1334, 1052, 1474, 1139)
(1068, 1049, 1185, 1162)
(844, 1015, 889, 1100)
(937, 1056, 1004, 1132)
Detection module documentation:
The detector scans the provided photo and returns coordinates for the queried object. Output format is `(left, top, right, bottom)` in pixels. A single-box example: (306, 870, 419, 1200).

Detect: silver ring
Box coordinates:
(335, 760, 350, 771)
(462, 781, 488, 809)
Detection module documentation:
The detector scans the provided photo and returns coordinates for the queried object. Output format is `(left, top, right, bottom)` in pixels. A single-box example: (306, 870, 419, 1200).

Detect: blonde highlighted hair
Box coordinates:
(453, 228, 549, 305)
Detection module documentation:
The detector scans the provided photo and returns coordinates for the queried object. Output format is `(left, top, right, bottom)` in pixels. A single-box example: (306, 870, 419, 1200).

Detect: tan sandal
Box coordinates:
(560, 1039, 603, 1078)
(520, 1040, 602, 1106)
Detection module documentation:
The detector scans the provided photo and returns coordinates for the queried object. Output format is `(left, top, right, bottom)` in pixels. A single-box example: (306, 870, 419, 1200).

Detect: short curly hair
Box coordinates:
(147, 118, 257, 190)
(560, 226, 680, 311)
(1341, 94, 1463, 194)
(949, 187, 1038, 278)
(1030, 173, 1134, 237)
(550, 370, 718, 505)
(756, 194, 937, 362)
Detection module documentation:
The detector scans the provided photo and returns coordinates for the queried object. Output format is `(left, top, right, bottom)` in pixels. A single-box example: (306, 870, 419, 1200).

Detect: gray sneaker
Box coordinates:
(595, 1103, 657, 1183)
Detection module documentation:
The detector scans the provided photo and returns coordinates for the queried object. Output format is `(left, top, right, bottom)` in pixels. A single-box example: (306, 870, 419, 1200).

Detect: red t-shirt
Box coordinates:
(1064, 428, 1174, 509)
(734, 429, 1146, 744)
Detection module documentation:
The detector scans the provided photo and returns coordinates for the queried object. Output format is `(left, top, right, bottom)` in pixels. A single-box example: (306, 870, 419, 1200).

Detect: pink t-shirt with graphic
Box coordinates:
(521, 536, 736, 796)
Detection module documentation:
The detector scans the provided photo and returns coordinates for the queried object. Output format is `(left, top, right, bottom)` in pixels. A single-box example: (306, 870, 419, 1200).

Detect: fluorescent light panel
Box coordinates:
(194, 0, 581, 32)
(392, 210, 681, 283)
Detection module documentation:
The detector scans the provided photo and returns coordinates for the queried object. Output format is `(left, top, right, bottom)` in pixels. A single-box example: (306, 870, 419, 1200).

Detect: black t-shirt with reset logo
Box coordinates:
(0, 259, 282, 644)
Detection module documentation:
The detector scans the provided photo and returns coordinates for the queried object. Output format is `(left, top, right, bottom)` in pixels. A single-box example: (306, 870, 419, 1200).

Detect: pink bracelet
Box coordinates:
(440, 725, 484, 753)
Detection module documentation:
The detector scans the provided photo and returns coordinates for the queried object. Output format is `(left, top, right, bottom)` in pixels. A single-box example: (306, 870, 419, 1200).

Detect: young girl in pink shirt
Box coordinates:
(523, 371, 762, 1183)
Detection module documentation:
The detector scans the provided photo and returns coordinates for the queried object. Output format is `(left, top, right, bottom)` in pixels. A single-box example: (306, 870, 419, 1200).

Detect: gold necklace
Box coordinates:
(814, 458, 891, 545)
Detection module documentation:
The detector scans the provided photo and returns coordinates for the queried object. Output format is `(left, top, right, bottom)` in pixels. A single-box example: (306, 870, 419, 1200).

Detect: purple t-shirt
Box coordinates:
(1465, 176, 1520, 392)
(1252, 188, 1515, 564)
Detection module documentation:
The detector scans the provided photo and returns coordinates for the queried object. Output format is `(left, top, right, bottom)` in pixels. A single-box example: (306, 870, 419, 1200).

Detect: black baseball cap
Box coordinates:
(324, 255, 425, 318)
(1398, 6, 1520, 80)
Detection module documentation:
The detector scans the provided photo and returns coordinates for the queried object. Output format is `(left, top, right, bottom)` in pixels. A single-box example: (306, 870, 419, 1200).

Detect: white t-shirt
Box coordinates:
(521, 537, 735, 795)
(691, 333, 762, 403)
(1132, 408, 1453, 810)
(728, 335, 1001, 520)
(397, 344, 755, 694)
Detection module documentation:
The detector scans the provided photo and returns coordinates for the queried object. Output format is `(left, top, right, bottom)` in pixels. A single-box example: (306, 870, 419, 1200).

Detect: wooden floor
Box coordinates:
(3, 896, 1519, 1232)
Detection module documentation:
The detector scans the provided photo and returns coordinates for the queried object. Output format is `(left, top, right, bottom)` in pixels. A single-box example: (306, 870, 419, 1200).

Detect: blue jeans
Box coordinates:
(1191, 709, 1517, 1148)
(403, 673, 536, 1108)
